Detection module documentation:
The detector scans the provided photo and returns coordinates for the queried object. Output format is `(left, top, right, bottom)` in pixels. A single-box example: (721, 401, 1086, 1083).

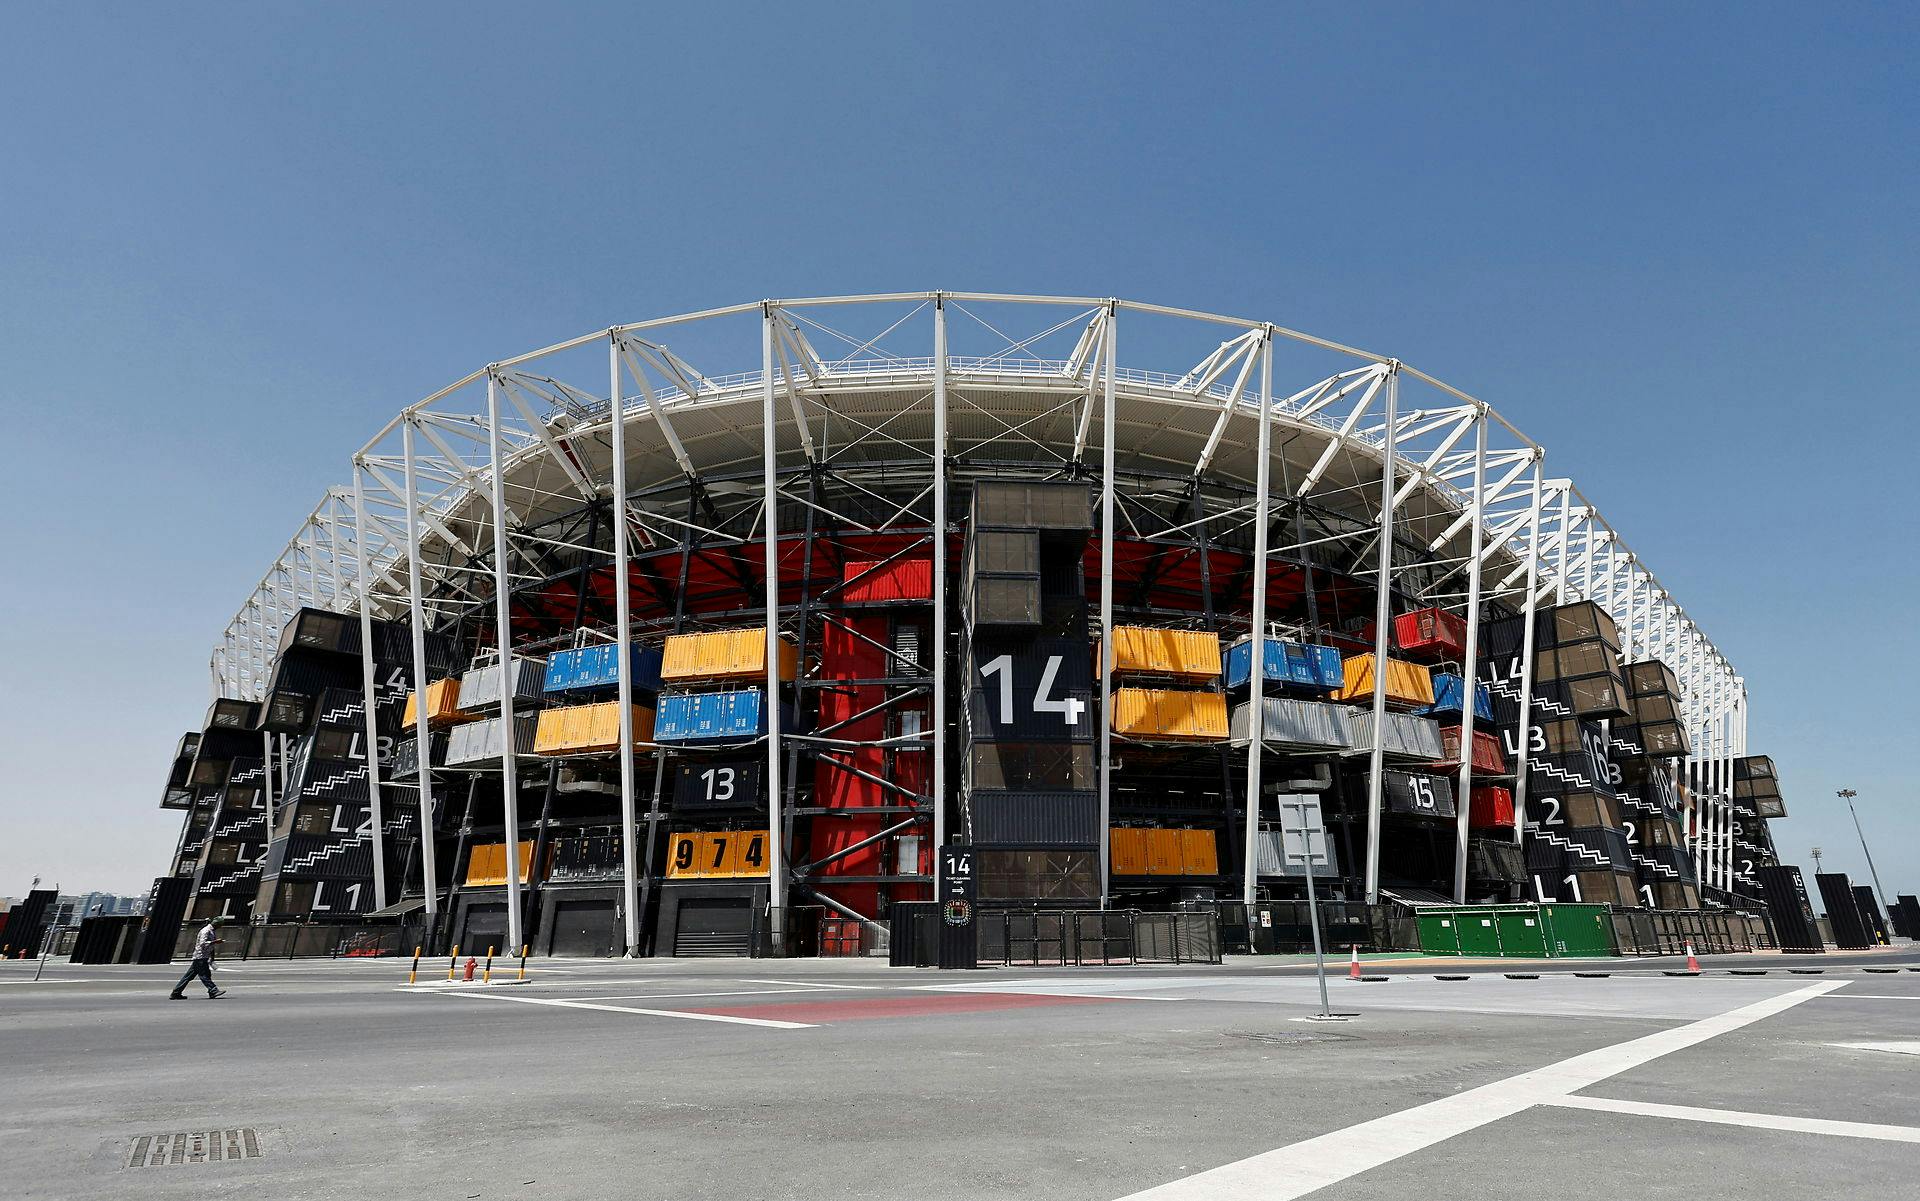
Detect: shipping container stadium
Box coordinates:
(140, 291, 1820, 962)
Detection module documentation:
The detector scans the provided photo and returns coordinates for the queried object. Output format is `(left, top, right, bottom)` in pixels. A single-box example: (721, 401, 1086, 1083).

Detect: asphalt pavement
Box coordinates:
(3, 945, 1916, 1199)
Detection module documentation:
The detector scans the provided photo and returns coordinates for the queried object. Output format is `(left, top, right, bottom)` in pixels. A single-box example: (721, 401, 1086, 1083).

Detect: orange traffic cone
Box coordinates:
(1348, 944, 1362, 980)
(1685, 941, 1700, 973)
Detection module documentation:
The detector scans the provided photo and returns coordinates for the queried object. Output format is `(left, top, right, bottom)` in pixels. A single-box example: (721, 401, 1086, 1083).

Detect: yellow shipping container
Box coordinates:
(463, 841, 536, 887)
(1109, 827, 1149, 875)
(1332, 653, 1436, 707)
(1106, 626, 1222, 680)
(1109, 687, 1229, 741)
(666, 830, 771, 879)
(1145, 829, 1183, 875)
(534, 702, 656, 754)
(1179, 829, 1220, 876)
(659, 628, 799, 683)
(578, 702, 656, 751)
(402, 678, 466, 728)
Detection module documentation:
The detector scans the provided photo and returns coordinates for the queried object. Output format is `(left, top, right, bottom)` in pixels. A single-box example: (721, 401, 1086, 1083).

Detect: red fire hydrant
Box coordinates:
(463, 957, 477, 982)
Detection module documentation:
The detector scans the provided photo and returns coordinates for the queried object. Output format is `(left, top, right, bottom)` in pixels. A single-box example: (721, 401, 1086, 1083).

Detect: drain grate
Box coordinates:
(127, 1129, 262, 1168)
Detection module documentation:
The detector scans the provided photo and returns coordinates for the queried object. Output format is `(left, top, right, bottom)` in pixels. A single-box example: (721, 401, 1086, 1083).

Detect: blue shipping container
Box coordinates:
(1419, 673, 1494, 721)
(1224, 638, 1343, 690)
(543, 643, 665, 694)
(654, 688, 790, 743)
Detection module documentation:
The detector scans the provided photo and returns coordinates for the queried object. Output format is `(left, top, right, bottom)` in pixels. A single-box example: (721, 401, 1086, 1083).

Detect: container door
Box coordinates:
(1495, 908, 1548, 957)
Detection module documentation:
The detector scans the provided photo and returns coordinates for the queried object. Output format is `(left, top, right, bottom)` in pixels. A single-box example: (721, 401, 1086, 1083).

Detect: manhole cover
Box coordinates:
(1234, 1030, 1359, 1046)
(127, 1129, 263, 1169)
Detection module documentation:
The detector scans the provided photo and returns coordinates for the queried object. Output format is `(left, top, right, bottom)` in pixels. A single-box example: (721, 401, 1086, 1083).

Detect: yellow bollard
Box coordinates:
(447, 944, 461, 982)
(407, 945, 422, 985)
(483, 945, 495, 984)
(518, 943, 529, 981)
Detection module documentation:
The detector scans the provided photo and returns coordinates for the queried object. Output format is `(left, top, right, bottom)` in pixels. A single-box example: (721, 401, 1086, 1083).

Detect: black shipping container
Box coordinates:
(1381, 771, 1456, 820)
(136, 876, 192, 963)
(1756, 865, 1824, 953)
(966, 790, 1099, 846)
(967, 742, 1096, 792)
(1, 889, 57, 956)
(964, 687, 1096, 744)
(1815, 872, 1874, 949)
(1853, 885, 1889, 945)
(1468, 839, 1527, 883)
(672, 759, 766, 811)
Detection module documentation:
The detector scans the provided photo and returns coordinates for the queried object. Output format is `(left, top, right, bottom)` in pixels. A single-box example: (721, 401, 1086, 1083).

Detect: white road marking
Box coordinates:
(443, 988, 817, 1029)
(1113, 981, 1845, 1200)
(1828, 1041, 1920, 1055)
(0, 979, 96, 985)
(1813, 994, 1920, 1001)
(743, 979, 887, 990)
(1546, 1094, 1920, 1142)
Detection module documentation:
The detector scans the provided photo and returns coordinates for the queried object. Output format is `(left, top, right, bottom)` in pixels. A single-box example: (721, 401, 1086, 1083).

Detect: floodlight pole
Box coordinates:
(1837, 789, 1888, 914)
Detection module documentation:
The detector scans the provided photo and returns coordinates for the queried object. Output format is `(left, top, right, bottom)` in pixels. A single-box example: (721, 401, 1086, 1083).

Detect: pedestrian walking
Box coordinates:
(169, 915, 228, 1000)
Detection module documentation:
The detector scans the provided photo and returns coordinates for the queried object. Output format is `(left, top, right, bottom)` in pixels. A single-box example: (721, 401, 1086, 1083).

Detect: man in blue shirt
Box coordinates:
(169, 915, 228, 999)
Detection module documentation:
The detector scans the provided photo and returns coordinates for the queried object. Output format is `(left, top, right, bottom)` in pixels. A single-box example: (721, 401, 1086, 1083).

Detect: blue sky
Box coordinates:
(1, 4, 1913, 900)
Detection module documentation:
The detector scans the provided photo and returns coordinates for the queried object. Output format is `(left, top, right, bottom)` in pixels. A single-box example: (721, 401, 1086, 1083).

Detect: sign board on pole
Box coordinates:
(937, 845, 978, 969)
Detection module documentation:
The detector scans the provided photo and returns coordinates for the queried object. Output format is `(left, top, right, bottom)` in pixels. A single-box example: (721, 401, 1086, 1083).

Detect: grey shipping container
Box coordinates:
(445, 714, 542, 767)
(970, 480, 1094, 531)
(1228, 697, 1355, 752)
(458, 658, 549, 711)
(1341, 709, 1444, 761)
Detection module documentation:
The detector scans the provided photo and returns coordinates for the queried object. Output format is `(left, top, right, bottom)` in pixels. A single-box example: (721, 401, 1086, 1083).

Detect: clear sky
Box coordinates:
(1, 4, 1913, 902)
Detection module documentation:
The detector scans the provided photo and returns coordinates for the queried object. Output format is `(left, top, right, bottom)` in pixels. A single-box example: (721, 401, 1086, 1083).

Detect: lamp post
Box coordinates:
(1837, 789, 1890, 913)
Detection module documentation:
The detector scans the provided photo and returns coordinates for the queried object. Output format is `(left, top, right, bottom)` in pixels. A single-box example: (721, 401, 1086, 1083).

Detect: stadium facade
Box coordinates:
(139, 292, 1843, 960)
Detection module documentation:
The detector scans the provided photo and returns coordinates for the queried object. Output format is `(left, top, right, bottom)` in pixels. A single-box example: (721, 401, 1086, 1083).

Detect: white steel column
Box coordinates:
(610, 335, 640, 955)
(485, 371, 526, 954)
(1097, 303, 1118, 907)
(1242, 331, 1274, 908)
(351, 460, 389, 912)
(760, 310, 786, 951)
(402, 421, 441, 922)
(1511, 453, 1545, 860)
(1451, 406, 1488, 902)
(931, 299, 949, 893)
(1362, 364, 1399, 904)
(1554, 486, 1572, 603)
(260, 729, 276, 837)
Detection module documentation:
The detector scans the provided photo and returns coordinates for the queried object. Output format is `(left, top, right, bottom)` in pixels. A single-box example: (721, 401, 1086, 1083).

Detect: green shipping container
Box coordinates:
(1417, 912, 1463, 955)
(1456, 910, 1503, 956)
(1539, 903, 1615, 957)
(1495, 908, 1548, 957)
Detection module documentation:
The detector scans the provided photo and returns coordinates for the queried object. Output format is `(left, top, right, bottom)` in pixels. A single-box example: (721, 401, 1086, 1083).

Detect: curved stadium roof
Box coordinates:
(208, 292, 1743, 734)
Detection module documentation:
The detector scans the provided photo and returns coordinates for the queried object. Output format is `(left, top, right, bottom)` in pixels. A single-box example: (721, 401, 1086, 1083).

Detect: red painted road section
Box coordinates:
(685, 992, 1115, 1024)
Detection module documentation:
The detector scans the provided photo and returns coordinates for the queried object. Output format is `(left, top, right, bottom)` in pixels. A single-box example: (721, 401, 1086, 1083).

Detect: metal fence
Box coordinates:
(1608, 908, 1774, 956)
(1210, 901, 1403, 955)
(974, 910, 1221, 967)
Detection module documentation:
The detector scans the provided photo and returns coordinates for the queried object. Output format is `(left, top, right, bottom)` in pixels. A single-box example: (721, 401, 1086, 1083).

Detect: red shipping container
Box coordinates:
(1392, 607, 1468, 662)
(1433, 726, 1506, 775)
(1469, 786, 1515, 829)
(842, 559, 934, 602)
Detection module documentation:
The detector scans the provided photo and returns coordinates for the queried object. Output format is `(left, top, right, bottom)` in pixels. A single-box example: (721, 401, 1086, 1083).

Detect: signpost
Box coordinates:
(937, 845, 977, 970)
(1277, 795, 1341, 1021)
